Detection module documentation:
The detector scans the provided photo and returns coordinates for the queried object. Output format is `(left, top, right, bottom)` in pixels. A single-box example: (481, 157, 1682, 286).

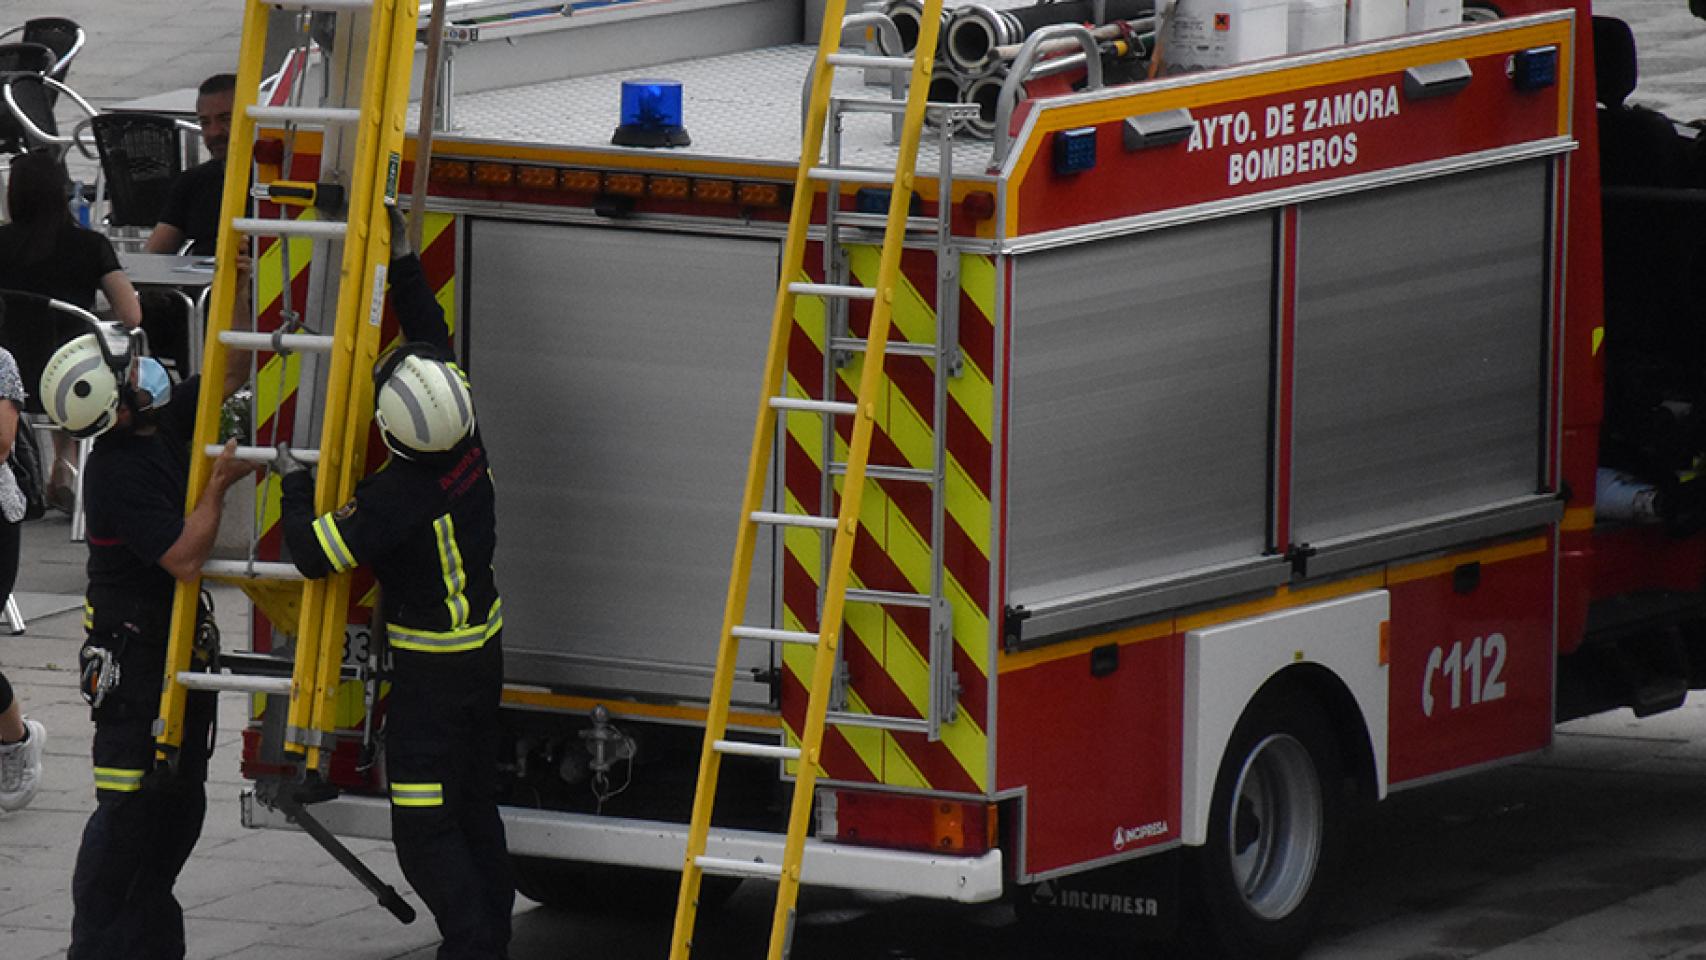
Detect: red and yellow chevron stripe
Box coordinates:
(781, 244, 995, 794)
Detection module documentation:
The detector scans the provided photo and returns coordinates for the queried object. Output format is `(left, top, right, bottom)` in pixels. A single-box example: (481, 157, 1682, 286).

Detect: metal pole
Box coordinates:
(408, 0, 448, 249)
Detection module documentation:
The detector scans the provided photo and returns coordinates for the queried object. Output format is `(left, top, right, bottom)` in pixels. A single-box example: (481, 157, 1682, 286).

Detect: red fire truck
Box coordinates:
(225, 0, 1706, 955)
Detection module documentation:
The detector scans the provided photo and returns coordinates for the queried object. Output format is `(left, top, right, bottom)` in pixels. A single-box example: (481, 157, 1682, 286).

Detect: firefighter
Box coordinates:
(272, 208, 513, 960)
(39, 321, 256, 960)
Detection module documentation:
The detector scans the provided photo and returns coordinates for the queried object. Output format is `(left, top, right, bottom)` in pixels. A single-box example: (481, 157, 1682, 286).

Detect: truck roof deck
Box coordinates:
(419, 42, 1025, 178)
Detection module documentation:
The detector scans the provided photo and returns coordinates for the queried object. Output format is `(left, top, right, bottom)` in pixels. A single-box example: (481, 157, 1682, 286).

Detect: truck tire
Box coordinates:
(1183, 694, 1345, 960)
(510, 857, 741, 916)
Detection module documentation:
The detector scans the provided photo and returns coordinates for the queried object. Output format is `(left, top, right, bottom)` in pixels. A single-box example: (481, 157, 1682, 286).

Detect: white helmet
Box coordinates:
(40, 334, 123, 439)
(374, 349, 474, 457)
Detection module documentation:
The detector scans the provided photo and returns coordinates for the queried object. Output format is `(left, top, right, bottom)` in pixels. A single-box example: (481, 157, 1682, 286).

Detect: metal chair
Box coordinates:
(2, 73, 98, 158)
(84, 113, 189, 239)
(0, 18, 86, 83)
(0, 42, 55, 156)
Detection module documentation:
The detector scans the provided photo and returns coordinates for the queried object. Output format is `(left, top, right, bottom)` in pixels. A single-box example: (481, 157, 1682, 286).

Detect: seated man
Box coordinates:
(140, 73, 235, 377)
(145, 73, 233, 257)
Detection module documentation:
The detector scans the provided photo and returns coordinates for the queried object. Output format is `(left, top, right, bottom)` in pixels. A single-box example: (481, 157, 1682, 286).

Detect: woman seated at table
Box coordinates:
(0, 150, 142, 511)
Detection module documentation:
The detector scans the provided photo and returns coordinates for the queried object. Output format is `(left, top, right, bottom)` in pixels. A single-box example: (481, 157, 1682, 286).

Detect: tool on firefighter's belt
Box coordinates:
(193, 589, 221, 669)
(155, 0, 423, 793)
(669, 0, 964, 957)
(78, 642, 122, 710)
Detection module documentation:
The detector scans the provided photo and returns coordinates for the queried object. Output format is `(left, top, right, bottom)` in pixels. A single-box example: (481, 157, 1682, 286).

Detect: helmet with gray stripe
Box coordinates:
(40, 334, 123, 439)
(374, 345, 474, 458)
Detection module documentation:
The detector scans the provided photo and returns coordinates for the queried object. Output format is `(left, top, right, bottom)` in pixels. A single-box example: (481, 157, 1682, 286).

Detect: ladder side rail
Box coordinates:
(927, 117, 957, 741)
(667, 3, 855, 956)
(156, 0, 274, 766)
(304, 0, 423, 772)
(766, 7, 947, 956)
(281, 4, 380, 762)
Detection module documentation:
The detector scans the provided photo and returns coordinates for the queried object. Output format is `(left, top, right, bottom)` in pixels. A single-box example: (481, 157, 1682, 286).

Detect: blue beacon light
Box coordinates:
(612, 79, 692, 148)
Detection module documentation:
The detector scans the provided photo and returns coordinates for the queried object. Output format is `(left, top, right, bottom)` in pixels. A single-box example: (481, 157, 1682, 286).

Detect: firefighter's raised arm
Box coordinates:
(386, 206, 451, 353)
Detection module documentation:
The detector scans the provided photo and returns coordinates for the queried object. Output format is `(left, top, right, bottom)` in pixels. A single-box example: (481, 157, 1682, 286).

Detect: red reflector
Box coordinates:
(253, 138, 286, 166)
(472, 162, 514, 186)
(693, 178, 735, 203)
(516, 165, 558, 189)
(606, 172, 646, 196)
(737, 181, 784, 207)
(648, 175, 690, 199)
(963, 190, 996, 221)
(829, 790, 993, 855)
(560, 169, 602, 192)
(430, 159, 472, 185)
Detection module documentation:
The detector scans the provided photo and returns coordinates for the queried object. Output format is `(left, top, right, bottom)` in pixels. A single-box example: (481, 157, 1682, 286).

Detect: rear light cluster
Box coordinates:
(819, 788, 996, 855)
(429, 159, 788, 208)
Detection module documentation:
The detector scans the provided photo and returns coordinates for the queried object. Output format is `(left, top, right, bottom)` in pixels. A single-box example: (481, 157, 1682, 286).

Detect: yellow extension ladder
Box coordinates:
(152, 0, 418, 783)
(669, 1, 957, 957)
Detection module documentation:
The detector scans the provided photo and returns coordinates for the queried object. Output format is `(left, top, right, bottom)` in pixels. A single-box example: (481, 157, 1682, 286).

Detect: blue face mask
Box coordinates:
(135, 358, 172, 410)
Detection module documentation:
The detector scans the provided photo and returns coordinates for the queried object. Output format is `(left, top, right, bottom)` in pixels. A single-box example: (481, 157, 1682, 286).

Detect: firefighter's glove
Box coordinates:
(386, 204, 414, 260)
(272, 442, 309, 479)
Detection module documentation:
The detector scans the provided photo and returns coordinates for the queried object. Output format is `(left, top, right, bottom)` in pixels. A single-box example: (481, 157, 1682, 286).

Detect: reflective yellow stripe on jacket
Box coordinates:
(390, 781, 444, 808)
(434, 515, 470, 630)
(93, 765, 144, 793)
(312, 513, 358, 574)
(388, 598, 503, 654)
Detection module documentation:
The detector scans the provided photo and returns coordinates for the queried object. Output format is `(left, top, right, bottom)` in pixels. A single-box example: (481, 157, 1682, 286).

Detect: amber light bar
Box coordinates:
(426, 158, 790, 208)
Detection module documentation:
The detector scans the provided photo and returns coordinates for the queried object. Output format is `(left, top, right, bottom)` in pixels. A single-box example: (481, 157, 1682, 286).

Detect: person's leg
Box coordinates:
(0, 670, 20, 741)
(388, 650, 503, 960)
(460, 638, 513, 957)
(132, 691, 214, 960)
(69, 718, 155, 960)
(0, 665, 44, 812)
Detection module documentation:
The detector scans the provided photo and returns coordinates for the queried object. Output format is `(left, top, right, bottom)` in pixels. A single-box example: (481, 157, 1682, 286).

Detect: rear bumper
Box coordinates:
(241, 791, 1005, 903)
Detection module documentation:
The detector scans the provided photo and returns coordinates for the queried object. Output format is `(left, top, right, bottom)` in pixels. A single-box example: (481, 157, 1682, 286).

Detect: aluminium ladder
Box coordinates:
(153, 0, 420, 782)
(668, 2, 966, 958)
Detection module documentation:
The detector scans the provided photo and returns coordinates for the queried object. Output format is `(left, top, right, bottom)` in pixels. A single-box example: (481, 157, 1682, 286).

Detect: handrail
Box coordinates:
(990, 23, 1103, 169)
(800, 12, 908, 137)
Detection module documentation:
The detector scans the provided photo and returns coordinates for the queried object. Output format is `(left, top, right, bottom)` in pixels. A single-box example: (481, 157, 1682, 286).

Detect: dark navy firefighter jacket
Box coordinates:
(279, 253, 501, 653)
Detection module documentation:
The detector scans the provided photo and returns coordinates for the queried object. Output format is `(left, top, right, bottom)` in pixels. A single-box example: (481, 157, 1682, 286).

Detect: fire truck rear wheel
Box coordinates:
(1184, 694, 1346, 960)
(510, 857, 741, 915)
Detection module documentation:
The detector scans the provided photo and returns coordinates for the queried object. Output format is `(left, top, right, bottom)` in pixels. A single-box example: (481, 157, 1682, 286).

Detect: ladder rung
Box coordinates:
(732, 626, 820, 646)
(247, 105, 363, 125)
(266, 0, 373, 9)
(831, 462, 937, 484)
(833, 211, 939, 232)
(203, 443, 321, 464)
(219, 330, 338, 352)
(808, 166, 896, 186)
(789, 281, 876, 300)
(231, 217, 348, 239)
(829, 337, 936, 358)
(175, 671, 293, 696)
(845, 587, 933, 608)
(770, 397, 858, 417)
(695, 855, 784, 880)
(202, 560, 307, 580)
(751, 510, 838, 530)
(713, 739, 803, 761)
(826, 52, 915, 71)
(827, 711, 931, 734)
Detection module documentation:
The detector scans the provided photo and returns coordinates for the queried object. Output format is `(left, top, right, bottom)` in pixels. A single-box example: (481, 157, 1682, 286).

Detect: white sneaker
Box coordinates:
(0, 718, 45, 812)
